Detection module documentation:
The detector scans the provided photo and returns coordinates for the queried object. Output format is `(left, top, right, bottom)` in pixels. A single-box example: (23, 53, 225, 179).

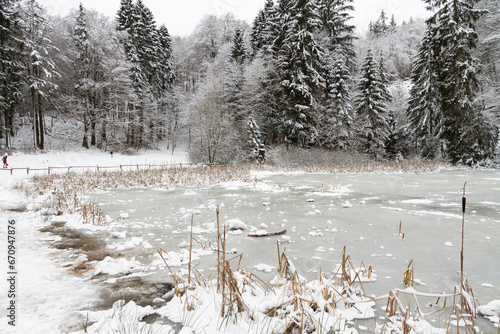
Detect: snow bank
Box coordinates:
(73, 300, 173, 334)
(157, 276, 372, 334)
(226, 218, 248, 230)
(254, 263, 275, 272)
(478, 300, 500, 327)
(93, 256, 142, 275)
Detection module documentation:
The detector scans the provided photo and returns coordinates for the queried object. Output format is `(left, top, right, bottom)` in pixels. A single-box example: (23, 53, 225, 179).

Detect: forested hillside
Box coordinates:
(0, 0, 498, 165)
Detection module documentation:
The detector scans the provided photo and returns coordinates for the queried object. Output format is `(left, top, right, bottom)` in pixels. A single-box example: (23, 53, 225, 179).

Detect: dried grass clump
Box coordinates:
(18, 165, 254, 225)
(81, 202, 108, 226)
(157, 210, 375, 334)
(156, 204, 483, 334)
(265, 146, 450, 173)
(257, 159, 448, 174)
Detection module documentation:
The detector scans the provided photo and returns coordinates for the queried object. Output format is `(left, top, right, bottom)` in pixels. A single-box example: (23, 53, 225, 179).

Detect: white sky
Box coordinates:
(38, 0, 430, 37)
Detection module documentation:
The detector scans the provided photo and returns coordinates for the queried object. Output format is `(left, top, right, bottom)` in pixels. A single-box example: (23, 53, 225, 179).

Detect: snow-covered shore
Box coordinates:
(0, 148, 188, 333)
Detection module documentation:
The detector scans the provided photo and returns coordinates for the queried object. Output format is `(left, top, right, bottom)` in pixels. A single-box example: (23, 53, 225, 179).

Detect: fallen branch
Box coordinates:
(247, 230, 287, 237)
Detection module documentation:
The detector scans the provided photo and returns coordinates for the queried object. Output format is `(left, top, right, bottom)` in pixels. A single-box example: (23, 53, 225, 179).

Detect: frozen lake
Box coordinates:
(84, 168, 499, 330)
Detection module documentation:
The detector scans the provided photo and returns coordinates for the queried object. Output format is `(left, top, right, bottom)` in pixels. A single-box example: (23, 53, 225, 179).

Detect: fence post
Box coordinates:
(120, 164, 122, 171)
(48, 167, 51, 175)
(27, 167, 29, 175)
(10, 168, 13, 176)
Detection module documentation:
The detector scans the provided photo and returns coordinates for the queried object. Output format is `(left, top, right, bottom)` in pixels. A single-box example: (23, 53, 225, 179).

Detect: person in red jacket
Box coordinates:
(2, 153, 7, 168)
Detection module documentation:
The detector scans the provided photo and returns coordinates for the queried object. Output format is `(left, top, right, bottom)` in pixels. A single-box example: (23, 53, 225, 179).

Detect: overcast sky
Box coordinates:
(38, 0, 430, 37)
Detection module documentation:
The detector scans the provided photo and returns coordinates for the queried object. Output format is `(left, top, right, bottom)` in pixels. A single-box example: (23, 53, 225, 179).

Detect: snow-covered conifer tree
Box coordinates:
(354, 49, 391, 157)
(475, 0, 500, 131)
(378, 54, 392, 102)
(413, 0, 498, 163)
(73, 3, 94, 148)
(250, 0, 274, 55)
(157, 25, 175, 94)
(320, 58, 353, 149)
(407, 29, 443, 158)
(275, 0, 330, 146)
(316, 0, 356, 68)
(247, 114, 262, 159)
(230, 27, 247, 65)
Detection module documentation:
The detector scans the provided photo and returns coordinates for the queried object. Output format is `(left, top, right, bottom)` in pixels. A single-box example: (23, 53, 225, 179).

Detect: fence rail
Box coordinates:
(1, 163, 197, 176)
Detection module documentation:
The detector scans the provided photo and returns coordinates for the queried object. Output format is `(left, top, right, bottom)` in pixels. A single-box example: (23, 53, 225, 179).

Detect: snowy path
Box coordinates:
(0, 209, 100, 333)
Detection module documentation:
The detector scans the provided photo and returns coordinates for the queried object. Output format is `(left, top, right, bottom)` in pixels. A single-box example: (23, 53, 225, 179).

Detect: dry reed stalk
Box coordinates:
(188, 214, 193, 285)
(384, 290, 415, 333)
(157, 248, 183, 296)
(192, 237, 217, 251)
(217, 206, 221, 293)
(461, 182, 467, 300)
(399, 220, 405, 240)
(403, 260, 414, 287)
(335, 246, 369, 297)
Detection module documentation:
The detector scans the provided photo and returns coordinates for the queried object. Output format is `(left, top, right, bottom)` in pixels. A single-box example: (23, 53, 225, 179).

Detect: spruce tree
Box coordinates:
(276, 0, 330, 146)
(268, 0, 294, 57)
(354, 49, 391, 157)
(389, 14, 397, 32)
(73, 3, 93, 148)
(247, 114, 262, 159)
(316, 0, 356, 67)
(418, 0, 497, 163)
(407, 29, 443, 158)
(116, 0, 175, 149)
(230, 27, 247, 65)
(133, 0, 160, 93)
(475, 0, 500, 127)
(116, 0, 134, 32)
(227, 27, 247, 126)
(157, 25, 175, 94)
(378, 54, 392, 102)
(321, 58, 353, 149)
(370, 10, 389, 37)
(250, 0, 274, 55)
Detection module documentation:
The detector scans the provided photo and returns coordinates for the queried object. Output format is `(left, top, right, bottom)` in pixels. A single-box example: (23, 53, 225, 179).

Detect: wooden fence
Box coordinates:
(0, 163, 196, 176)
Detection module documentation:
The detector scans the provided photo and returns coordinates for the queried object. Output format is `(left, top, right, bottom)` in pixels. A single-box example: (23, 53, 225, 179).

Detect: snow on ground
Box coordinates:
(0, 148, 187, 333)
(1, 147, 188, 171)
(0, 208, 101, 333)
(478, 300, 500, 328)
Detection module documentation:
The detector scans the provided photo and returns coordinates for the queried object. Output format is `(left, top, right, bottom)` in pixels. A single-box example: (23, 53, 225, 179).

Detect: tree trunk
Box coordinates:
(37, 92, 44, 149)
(0, 111, 4, 147)
(127, 104, 134, 146)
(32, 87, 39, 150)
(137, 104, 144, 149)
(91, 117, 96, 147)
(100, 117, 107, 149)
(82, 114, 89, 149)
